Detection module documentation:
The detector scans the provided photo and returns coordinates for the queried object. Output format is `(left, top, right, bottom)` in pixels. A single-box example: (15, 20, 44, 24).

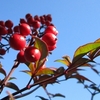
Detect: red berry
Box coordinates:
(7, 28, 13, 34)
(24, 46, 41, 62)
(0, 48, 6, 55)
(19, 23, 31, 36)
(27, 16, 34, 26)
(48, 44, 56, 51)
(42, 33, 57, 46)
(17, 50, 26, 63)
(25, 13, 32, 20)
(0, 26, 8, 35)
(32, 20, 41, 29)
(40, 16, 45, 24)
(13, 26, 19, 32)
(34, 15, 40, 21)
(9, 33, 26, 50)
(45, 20, 51, 26)
(46, 14, 52, 22)
(20, 18, 27, 24)
(5, 20, 13, 28)
(45, 26, 58, 36)
(0, 21, 5, 26)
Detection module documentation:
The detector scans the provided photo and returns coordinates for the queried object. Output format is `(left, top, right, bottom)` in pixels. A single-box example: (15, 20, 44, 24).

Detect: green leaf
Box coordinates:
(9, 77, 16, 81)
(62, 55, 72, 63)
(28, 63, 35, 72)
(0, 67, 6, 76)
(21, 70, 32, 76)
(6, 82, 20, 91)
(73, 42, 100, 63)
(34, 37, 48, 61)
(36, 68, 54, 76)
(55, 59, 70, 67)
(35, 58, 46, 71)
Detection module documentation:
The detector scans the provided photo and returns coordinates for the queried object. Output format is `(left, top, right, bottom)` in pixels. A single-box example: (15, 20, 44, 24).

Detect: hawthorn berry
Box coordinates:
(0, 21, 5, 26)
(32, 20, 41, 29)
(25, 13, 32, 20)
(46, 14, 52, 22)
(0, 26, 8, 35)
(7, 28, 13, 34)
(48, 44, 56, 51)
(27, 16, 34, 26)
(19, 23, 31, 36)
(24, 46, 41, 62)
(9, 33, 26, 50)
(5, 20, 13, 28)
(0, 48, 6, 55)
(17, 50, 26, 63)
(13, 25, 19, 32)
(20, 18, 27, 24)
(42, 32, 57, 46)
(34, 15, 40, 21)
(44, 26, 58, 36)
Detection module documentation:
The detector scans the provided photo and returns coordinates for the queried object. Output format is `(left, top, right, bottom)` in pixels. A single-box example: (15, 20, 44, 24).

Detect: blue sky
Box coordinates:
(0, 0, 100, 100)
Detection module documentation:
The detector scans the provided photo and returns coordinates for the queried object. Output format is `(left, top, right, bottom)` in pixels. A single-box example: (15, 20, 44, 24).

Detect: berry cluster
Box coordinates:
(0, 13, 58, 63)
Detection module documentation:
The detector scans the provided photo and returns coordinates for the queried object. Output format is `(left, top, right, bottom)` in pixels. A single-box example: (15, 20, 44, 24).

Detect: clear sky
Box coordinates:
(0, 0, 100, 100)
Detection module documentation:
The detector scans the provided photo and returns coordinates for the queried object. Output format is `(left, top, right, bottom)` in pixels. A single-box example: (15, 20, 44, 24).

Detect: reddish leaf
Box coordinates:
(35, 75, 57, 87)
(68, 74, 94, 83)
(6, 82, 20, 91)
(72, 58, 90, 68)
(0, 67, 6, 76)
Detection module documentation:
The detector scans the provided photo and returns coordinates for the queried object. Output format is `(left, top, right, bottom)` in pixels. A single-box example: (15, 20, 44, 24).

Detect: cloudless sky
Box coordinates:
(0, 0, 100, 100)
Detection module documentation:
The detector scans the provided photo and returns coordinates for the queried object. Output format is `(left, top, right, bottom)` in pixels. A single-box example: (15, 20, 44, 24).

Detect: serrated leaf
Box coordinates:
(36, 68, 54, 76)
(0, 67, 6, 76)
(55, 59, 70, 67)
(34, 37, 48, 61)
(6, 82, 20, 91)
(73, 42, 100, 63)
(52, 93, 65, 98)
(36, 95, 48, 100)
